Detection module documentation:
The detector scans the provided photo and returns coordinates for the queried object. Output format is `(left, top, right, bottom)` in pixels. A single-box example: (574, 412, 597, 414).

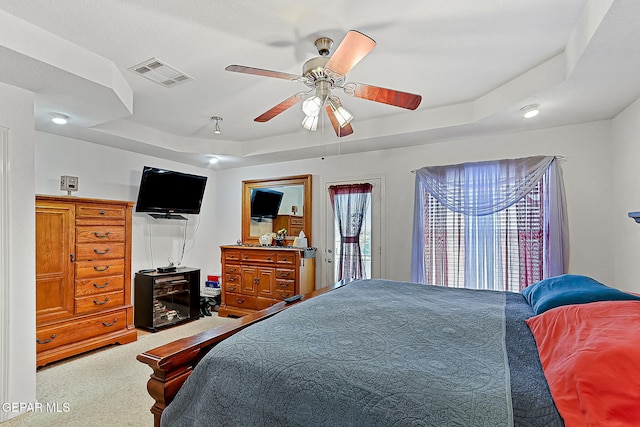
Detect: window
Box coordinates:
(411, 156, 568, 292)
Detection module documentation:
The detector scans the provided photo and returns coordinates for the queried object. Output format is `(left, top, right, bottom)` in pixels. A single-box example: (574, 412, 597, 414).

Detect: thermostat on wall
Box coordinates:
(60, 175, 78, 194)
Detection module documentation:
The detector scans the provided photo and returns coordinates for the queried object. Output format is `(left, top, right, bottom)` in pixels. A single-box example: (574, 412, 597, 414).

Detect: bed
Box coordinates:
(138, 276, 640, 427)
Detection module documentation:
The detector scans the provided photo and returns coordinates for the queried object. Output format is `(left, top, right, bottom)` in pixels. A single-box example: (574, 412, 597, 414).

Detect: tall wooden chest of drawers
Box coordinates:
(35, 195, 137, 367)
(218, 245, 315, 317)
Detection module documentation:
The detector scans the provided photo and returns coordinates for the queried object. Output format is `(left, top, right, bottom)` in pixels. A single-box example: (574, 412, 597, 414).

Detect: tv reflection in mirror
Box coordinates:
(250, 188, 283, 220)
(135, 166, 207, 220)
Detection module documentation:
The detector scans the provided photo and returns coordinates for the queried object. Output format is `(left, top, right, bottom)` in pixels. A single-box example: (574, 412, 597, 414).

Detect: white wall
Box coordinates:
(0, 82, 36, 421)
(612, 96, 640, 293)
(35, 133, 219, 289)
(214, 120, 615, 288)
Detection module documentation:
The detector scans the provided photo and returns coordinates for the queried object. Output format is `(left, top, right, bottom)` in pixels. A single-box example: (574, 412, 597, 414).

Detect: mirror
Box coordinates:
(242, 174, 312, 246)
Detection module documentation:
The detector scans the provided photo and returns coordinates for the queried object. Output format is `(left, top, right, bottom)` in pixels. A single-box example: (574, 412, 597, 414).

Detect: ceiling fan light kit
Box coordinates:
(225, 30, 422, 137)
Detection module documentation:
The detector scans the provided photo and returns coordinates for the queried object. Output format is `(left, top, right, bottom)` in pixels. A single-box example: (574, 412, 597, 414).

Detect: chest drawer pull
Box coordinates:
(93, 265, 110, 272)
(93, 248, 111, 255)
(100, 210, 105, 215)
(244, 255, 249, 260)
(279, 271, 291, 277)
(93, 297, 110, 305)
(102, 319, 118, 327)
(36, 334, 56, 345)
(227, 285, 237, 291)
(93, 281, 109, 289)
(93, 231, 111, 238)
(235, 297, 245, 304)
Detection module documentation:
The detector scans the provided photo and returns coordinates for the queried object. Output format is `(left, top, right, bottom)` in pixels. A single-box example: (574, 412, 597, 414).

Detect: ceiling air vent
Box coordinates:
(128, 57, 193, 87)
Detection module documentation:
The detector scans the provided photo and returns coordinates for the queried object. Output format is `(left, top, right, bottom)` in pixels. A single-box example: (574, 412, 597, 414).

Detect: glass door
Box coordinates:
(324, 177, 383, 285)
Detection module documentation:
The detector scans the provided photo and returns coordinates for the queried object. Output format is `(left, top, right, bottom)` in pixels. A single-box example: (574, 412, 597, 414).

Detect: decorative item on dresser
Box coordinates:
(218, 245, 315, 317)
(35, 195, 136, 367)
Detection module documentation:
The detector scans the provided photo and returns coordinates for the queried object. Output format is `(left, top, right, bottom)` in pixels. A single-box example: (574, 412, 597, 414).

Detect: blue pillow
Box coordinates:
(522, 274, 640, 315)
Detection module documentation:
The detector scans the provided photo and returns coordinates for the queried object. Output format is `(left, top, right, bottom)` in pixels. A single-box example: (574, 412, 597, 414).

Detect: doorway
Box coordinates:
(323, 176, 384, 285)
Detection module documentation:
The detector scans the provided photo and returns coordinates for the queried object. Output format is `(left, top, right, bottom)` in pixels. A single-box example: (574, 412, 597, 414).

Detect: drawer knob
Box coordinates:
(93, 248, 111, 255)
(235, 298, 245, 304)
(93, 265, 110, 272)
(93, 231, 111, 238)
(99, 210, 105, 215)
(282, 257, 287, 262)
(267, 257, 271, 261)
(93, 281, 109, 289)
(244, 255, 249, 260)
(36, 334, 56, 345)
(228, 286, 236, 291)
(102, 318, 118, 327)
(93, 297, 110, 305)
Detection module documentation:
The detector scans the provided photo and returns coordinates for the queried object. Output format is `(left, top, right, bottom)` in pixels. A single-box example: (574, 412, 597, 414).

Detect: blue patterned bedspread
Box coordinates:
(161, 279, 562, 426)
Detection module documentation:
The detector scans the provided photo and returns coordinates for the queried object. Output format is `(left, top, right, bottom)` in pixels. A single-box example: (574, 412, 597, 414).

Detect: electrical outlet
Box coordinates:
(60, 175, 78, 192)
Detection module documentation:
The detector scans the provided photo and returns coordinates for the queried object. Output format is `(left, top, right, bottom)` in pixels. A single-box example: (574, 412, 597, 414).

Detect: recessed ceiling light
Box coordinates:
(208, 156, 219, 165)
(521, 104, 540, 119)
(51, 113, 68, 125)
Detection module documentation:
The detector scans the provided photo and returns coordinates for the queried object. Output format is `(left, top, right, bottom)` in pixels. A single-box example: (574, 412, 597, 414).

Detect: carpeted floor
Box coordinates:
(3, 314, 234, 427)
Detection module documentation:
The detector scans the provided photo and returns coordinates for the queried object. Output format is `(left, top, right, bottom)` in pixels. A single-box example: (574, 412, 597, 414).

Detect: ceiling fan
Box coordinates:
(225, 30, 422, 137)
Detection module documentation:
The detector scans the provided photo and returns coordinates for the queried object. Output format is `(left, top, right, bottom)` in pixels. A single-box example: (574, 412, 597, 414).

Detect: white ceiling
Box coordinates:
(0, 0, 638, 169)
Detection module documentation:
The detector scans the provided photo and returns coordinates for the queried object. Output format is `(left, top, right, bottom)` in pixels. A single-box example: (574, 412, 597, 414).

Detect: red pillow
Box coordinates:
(526, 300, 640, 427)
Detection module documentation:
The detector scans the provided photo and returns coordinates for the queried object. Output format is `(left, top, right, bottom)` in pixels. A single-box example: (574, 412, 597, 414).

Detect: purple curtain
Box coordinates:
(329, 183, 372, 283)
(411, 156, 568, 289)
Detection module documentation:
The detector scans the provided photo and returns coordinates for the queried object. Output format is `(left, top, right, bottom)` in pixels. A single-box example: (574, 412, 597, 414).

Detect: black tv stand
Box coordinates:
(149, 213, 187, 220)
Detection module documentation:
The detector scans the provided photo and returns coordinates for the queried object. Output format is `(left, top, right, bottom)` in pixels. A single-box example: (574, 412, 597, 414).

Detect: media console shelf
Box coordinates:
(134, 267, 200, 331)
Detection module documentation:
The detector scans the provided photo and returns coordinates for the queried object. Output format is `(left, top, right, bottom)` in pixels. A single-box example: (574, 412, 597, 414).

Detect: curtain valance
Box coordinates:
(414, 156, 554, 216)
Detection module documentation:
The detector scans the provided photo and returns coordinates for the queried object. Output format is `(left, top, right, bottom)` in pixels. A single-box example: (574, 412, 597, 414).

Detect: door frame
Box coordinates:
(321, 174, 386, 287)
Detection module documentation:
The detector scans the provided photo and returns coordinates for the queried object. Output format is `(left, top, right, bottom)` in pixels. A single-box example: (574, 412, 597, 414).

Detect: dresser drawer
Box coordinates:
(224, 273, 241, 290)
(225, 292, 257, 310)
(276, 268, 295, 279)
(276, 253, 296, 265)
(76, 243, 125, 261)
(225, 264, 241, 274)
(224, 250, 241, 261)
(240, 250, 276, 263)
(75, 259, 125, 278)
(76, 205, 126, 219)
(36, 309, 128, 352)
(75, 275, 124, 296)
(77, 226, 125, 243)
(275, 288, 296, 300)
(75, 291, 124, 314)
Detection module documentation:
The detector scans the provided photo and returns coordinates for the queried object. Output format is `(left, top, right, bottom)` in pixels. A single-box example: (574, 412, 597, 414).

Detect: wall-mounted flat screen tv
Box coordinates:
(250, 188, 283, 220)
(135, 166, 207, 219)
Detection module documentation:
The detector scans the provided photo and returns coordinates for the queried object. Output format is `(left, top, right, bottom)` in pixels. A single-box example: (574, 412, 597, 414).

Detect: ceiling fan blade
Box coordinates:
(225, 65, 301, 81)
(254, 94, 304, 122)
(324, 30, 376, 77)
(347, 83, 422, 110)
(324, 105, 354, 137)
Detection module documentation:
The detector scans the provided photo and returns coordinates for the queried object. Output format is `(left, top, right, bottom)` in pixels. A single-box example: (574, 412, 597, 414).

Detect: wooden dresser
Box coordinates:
(35, 195, 137, 367)
(218, 245, 315, 317)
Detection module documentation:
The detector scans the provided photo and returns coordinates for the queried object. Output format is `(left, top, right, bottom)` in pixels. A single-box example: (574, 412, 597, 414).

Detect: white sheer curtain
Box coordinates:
(411, 156, 568, 291)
